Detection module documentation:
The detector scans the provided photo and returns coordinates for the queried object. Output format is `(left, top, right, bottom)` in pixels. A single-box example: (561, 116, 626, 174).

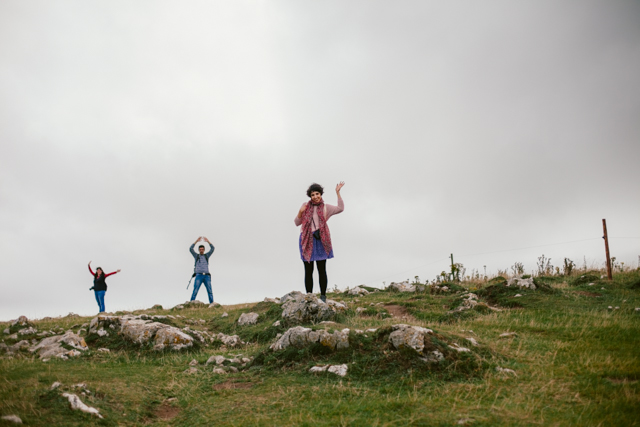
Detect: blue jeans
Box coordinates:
(94, 290, 106, 312)
(191, 274, 213, 303)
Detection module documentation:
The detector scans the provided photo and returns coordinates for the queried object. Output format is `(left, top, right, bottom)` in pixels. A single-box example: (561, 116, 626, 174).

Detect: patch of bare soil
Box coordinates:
(212, 379, 254, 391)
(575, 291, 602, 297)
(155, 403, 180, 421)
(384, 304, 417, 322)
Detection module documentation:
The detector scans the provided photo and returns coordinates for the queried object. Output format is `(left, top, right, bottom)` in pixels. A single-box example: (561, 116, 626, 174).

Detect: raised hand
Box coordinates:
(336, 181, 345, 194)
(116, 269, 121, 273)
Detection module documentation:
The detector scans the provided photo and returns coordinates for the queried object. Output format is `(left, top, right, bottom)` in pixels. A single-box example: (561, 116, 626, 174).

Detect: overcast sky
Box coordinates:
(1, 1, 639, 321)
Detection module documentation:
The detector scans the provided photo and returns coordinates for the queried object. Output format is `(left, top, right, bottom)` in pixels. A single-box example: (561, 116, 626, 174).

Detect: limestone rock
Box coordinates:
(89, 315, 193, 351)
(212, 367, 227, 375)
(189, 359, 198, 366)
(465, 337, 479, 347)
(183, 367, 199, 375)
(270, 326, 350, 351)
(3, 328, 9, 335)
(420, 350, 444, 363)
(62, 393, 103, 418)
(209, 302, 221, 308)
(11, 316, 30, 328)
(309, 364, 348, 377)
(448, 343, 471, 353)
(499, 332, 517, 339)
(281, 293, 347, 324)
(388, 281, 416, 292)
(272, 320, 281, 327)
(507, 277, 536, 290)
(97, 348, 110, 353)
(11, 340, 31, 352)
(206, 355, 226, 365)
(216, 333, 244, 347)
(30, 332, 88, 359)
(496, 366, 517, 376)
(238, 312, 259, 326)
(1, 415, 22, 424)
(264, 297, 281, 303)
(348, 286, 369, 296)
(221, 312, 229, 318)
(17, 327, 37, 336)
(388, 324, 433, 354)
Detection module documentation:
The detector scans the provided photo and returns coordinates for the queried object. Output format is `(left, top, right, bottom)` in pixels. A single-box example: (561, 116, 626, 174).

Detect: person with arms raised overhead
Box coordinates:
(88, 261, 121, 313)
(189, 236, 215, 303)
(295, 182, 345, 302)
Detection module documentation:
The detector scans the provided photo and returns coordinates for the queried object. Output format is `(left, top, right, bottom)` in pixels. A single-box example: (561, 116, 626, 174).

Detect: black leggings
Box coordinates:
(303, 260, 327, 295)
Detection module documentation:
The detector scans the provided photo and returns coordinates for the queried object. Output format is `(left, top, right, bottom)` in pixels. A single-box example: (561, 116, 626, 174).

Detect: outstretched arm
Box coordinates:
(88, 261, 94, 276)
(105, 269, 121, 278)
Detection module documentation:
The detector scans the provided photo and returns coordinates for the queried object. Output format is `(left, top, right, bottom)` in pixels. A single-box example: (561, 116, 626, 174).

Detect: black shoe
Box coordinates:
(320, 295, 327, 303)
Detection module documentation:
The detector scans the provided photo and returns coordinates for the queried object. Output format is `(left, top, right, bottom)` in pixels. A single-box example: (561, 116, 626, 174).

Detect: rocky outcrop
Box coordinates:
(348, 286, 370, 296)
(29, 332, 88, 359)
(89, 315, 193, 351)
(388, 281, 416, 292)
(270, 326, 350, 351)
(237, 312, 259, 326)
(280, 292, 347, 324)
(216, 333, 245, 347)
(388, 324, 433, 354)
(507, 277, 536, 290)
(62, 393, 103, 418)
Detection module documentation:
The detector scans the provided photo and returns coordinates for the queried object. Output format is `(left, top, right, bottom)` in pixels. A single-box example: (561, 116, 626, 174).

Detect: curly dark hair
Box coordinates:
(306, 183, 324, 198)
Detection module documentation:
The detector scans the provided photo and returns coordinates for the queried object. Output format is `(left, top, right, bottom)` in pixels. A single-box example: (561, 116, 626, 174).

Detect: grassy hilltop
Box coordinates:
(1, 268, 639, 426)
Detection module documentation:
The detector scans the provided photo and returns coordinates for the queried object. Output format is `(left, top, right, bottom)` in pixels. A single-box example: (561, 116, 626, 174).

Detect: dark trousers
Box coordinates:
(303, 260, 327, 295)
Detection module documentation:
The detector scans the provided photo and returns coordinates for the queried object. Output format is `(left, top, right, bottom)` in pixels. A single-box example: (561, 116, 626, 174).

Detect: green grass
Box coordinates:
(1, 270, 639, 426)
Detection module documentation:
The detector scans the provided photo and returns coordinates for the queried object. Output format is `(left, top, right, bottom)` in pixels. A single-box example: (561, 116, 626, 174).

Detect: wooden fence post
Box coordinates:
(602, 219, 612, 280)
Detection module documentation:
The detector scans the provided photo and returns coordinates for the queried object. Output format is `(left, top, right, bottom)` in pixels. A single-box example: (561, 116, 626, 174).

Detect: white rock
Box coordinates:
(206, 355, 226, 365)
(356, 307, 366, 313)
(264, 297, 280, 303)
(30, 332, 88, 359)
(17, 327, 37, 336)
(388, 324, 433, 354)
(499, 332, 517, 338)
(281, 293, 346, 324)
(465, 337, 479, 347)
(216, 333, 245, 347)
(183, 367, 199, 374)
(0, 415, 22, 424)
(309, 365, 328, 373)
(635, 308, 640, 312)
(272, 320, 281, 327)
(3, 328, 9, 335)
(62, 393, 103, 418)
(420, 350, 444, 363)
(51, 382, 62, 390)
(221, 312, 229, 318)
(388, 281, 416, 292)
(588, 283, 594, 286)
(348, 286, 370, 296)
(514, 294, 522, 298)
(327, 364, 348, 377)
(209, 302, 221, 308)
(97, 348, 110, 353)
(270, 326, 349, 351)
(506, 277, 536, 290)
(496, 366, 517, 376)
(448, 343, 471, 353)
(608, 306, 613, 310)
(189, 359, 198, 366)
(96, 329, 109, 337)
(237, 312, 259, 326)
(614, 306, 620, 310)
(212, 367, 227, 375)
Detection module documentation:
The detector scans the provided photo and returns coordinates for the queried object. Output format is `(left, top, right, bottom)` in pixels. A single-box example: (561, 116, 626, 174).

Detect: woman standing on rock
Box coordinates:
(295, 182, 345, 302)
(88, 261, 121, 313)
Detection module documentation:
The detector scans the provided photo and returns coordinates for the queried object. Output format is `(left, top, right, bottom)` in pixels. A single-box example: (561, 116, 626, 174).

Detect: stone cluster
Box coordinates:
(280, 292, 347, 324)
(270, 326, 350, 351)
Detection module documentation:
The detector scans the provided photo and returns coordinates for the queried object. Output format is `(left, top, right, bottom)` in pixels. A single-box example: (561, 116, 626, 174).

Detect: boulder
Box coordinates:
(281, 293, 347, 324)
(270, 326, 349, 351)
(1, 415, 23, 424)
(348, 286, 369, 296)
(216, 333, 244, 347)
(388, 281, 416, 292)
(388, 324, 433, 354)
(11, 316, 30, 328)
(62, 393, 103, 418)
(89, 315, 193, 351)
(237, 312, 259, 326)
(30, 332, 88, 359)
(309, 364, 348, 377)
(507, 277, 536, 290)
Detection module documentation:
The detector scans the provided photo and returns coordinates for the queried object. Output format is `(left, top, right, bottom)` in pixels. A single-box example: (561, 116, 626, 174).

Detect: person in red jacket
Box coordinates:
(88, 261, 121, 313)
